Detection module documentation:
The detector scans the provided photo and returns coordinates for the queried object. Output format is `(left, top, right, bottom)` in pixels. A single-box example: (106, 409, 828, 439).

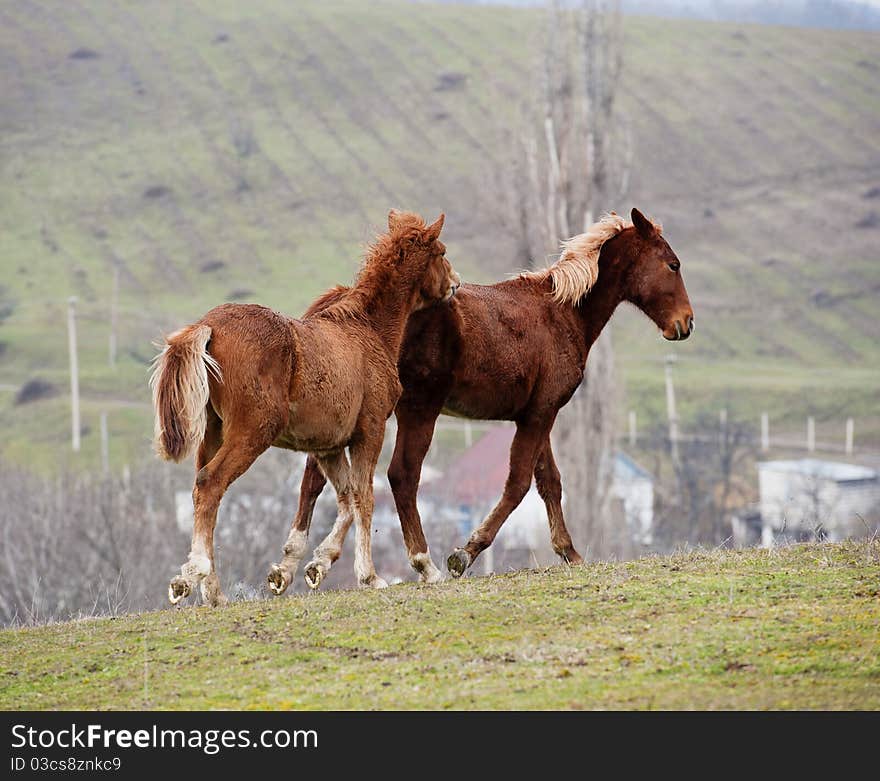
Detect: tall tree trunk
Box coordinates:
(490, 0, 629, 559)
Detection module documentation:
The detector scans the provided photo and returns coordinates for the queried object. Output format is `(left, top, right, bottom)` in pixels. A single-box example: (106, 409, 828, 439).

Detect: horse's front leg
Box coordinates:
(268, 455, 327, 595)
(302, 451, 356, 590)
(387, 404, 445, 583)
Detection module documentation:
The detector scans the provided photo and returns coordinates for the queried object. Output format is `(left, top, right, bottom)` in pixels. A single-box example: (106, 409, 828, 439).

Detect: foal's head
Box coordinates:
(620, 208, 694, 341)
(387, 209, 460, 310)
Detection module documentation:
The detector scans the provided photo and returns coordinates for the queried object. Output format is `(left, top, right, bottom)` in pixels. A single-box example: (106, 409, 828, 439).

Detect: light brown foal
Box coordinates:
(150, 211, 459, 605)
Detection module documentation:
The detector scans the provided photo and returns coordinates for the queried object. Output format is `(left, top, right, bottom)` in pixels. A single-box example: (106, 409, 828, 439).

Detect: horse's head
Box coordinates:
(622, 208, 694, 341)
(388, 210, 460, 310)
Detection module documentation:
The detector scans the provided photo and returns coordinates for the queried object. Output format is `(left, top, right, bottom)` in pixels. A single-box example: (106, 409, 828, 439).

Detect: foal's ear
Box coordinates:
(631, 208, 656, 239)
(423, 213, 445, 243)
(388, 209, 404, 231)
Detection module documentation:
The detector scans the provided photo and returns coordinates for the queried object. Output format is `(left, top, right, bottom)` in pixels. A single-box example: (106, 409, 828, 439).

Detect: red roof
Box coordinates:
(439, 425, 516, 506)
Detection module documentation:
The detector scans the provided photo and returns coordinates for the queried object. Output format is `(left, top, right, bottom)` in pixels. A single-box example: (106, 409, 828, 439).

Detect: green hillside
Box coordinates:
(1, 542, 878, 709)
(1, 0, 879, 470)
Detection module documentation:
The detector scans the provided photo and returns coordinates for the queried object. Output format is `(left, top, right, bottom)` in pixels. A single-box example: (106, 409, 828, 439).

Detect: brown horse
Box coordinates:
(150, 210, 459, 606)
(276, 208, 693, 588)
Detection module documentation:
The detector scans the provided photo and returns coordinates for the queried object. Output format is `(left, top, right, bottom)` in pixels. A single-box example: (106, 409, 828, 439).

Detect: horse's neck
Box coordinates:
(355, 274, 416, 357)
(574, 237, 628, 352)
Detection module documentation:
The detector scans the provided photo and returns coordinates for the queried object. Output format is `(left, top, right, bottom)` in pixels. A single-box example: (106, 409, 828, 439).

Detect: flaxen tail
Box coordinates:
(150, 324, 222, 462)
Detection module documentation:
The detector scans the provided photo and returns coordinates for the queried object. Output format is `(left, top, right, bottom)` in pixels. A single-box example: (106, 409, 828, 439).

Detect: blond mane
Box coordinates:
(522, 212, 661, 305)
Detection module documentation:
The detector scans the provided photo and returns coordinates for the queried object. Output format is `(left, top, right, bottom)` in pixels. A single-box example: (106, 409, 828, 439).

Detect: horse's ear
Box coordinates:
(388, 209, 403, 232)
(423, 213, 445, 243)
(631, 208, 655, 239)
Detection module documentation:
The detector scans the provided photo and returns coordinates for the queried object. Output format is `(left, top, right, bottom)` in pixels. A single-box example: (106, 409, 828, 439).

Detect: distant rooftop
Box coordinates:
(439, 425, 653, 505)
(758, 459, 877, 482)
(615, 451, 653, 482)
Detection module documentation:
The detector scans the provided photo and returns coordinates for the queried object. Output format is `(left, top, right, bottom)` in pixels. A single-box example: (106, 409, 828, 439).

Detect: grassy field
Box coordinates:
(0, 1, 879, 470)
(1, 541, 878, 710)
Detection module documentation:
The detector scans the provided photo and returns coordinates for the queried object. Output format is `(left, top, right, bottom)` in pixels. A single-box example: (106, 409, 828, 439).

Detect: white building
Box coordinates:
(500, 452, 655, 552)
(437, 423, 656, 561)
(613, 452, 655, 545)
(758, 459, 880, 547)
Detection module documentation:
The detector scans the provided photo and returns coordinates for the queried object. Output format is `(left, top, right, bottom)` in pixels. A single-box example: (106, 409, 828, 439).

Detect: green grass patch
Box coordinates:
(2, 542, 878, 710)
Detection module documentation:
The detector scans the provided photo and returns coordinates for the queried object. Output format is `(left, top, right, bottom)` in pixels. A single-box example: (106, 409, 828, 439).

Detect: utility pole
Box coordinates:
(719, 407, 727, 448)
(761, 412, 769, 453)
(664, 354, 679, 467)
(845, 418, 854, 456)
(109, 262, 119, 367)
(100, 412, 109, 474)
(67, 296, 81, 452)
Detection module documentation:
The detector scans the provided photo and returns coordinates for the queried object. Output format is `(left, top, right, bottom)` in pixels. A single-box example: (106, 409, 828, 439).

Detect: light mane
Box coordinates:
(521, 212, 660, 305)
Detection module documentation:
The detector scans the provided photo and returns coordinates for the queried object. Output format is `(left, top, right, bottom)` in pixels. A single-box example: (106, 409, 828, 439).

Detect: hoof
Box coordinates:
(200, 574, 228, 607)
(359, 574, 388, 590)
(411, 553, 444, 584)
(447, 548, 471, 579)
(267, 564, 291, 596)
(304, 561, 325, 590)
(168, 576, 191, 605)
(205, 591, 229, 608)
(561, 550, 584, 565)
(419, 567, 445, 585)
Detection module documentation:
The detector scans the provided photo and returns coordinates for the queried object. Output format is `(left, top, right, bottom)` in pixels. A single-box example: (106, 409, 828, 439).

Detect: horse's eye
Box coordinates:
(668, 261, 680, 272)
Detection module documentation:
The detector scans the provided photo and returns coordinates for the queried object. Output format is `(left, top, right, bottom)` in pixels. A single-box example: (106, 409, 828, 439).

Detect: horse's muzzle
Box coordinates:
(664, 315, 694, 341)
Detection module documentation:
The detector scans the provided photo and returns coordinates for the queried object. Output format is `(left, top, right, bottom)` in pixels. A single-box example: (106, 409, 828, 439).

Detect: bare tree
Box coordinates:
(491, 0, 631, 558)
(646, 413, 756, 548)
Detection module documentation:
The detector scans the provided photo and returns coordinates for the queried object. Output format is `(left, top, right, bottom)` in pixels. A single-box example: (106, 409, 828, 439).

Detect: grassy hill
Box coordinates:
(1, 0, 879, 470)
(1, 542, 878, 709)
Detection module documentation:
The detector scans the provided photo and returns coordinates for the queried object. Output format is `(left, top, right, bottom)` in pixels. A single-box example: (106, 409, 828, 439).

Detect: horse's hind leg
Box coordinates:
(303, 451, 356, 589)
(169, 416, 276, 607)
(534, 436, 583, 564)
(387, 405, 444, 583)
(267, 455, 327, 595)
(348, 432, 388, 589)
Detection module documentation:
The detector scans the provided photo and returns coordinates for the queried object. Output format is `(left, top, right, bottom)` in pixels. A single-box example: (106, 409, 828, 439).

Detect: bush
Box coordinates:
(14, 378, 58, 405)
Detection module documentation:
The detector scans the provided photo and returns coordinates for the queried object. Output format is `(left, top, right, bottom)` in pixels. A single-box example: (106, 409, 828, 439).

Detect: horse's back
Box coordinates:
(197, 303, 296, 426)
(400, 280, 582, 420)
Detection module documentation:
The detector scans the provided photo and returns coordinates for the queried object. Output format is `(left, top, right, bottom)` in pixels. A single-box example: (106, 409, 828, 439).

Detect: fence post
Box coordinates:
(67, 297, 81, 452)
(483, 543, 494, 576)
(109, 262, 119, 367)
(664, 355, 679, 466)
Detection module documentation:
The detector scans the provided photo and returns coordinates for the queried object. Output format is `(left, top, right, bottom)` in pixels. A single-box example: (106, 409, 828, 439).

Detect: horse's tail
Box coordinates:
(150, 323, 222, 462)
